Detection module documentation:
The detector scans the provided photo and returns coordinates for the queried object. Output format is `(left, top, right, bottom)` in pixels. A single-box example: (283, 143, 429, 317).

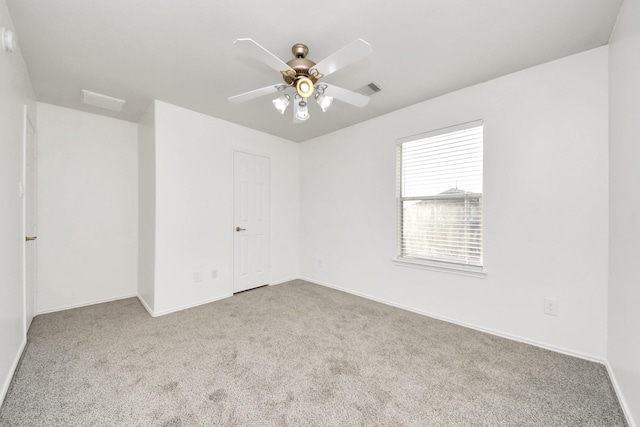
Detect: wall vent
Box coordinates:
(81, 90, 127, 112)
(356, 82, 382, 96)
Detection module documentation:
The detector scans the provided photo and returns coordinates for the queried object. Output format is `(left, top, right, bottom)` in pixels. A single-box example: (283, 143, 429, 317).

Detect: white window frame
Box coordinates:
(393, 120, 486, 278)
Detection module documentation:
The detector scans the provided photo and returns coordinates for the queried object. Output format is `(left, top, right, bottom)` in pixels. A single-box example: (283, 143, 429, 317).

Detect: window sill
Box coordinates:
(392, 257, 487, 278)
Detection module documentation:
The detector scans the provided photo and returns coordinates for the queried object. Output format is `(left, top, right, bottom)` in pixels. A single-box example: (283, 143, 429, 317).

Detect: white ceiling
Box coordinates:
(7, 0, 622, 142)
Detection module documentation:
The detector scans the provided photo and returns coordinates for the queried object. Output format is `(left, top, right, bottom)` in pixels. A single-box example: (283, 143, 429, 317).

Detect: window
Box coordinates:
(396, 121, 483, 271)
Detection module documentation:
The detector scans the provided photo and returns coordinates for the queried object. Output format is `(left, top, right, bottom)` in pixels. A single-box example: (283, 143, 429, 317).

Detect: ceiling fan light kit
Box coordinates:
(272, 93, 291, 114)
(295, 76, 314, 98)
(294, 100, 309, 121)
(315, 86, 334, 112)
(229, 38, 372, 123)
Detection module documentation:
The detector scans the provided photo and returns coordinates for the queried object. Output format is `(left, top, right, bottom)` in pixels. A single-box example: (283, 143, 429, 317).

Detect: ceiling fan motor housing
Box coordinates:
(282, 43, 321, 87)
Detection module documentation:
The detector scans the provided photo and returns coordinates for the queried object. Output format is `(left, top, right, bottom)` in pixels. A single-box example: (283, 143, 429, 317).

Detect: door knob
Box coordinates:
(26, 236, 37, 241)
(235, 227, 246, 232)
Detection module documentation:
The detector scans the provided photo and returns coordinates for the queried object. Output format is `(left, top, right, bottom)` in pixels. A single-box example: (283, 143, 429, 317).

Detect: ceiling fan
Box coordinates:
(228, 38, 373, 123)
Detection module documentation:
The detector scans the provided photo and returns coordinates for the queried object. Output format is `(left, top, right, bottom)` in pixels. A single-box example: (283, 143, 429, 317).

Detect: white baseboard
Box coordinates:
(137, 294, 154, 317)
(269, 278, 297, 286)
(0, 338, 26, 407)
(605, 361, 637, 427)
(301, 276, 606, 364)
(142, 293, 233, 317)
(36, 293, 138, 315)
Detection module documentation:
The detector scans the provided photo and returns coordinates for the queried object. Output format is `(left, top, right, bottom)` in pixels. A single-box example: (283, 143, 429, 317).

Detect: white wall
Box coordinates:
(608, 0, 640, 424)
(0, 0, 36, 404)
(37, 103, 138, 313)
(138, 103, 156, 312)
(150, 101, 299, 315)
(300, 47, 609, 360)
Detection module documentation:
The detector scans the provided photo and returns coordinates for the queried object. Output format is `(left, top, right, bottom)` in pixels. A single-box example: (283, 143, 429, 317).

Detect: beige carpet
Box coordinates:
(0, 280, 627, 426)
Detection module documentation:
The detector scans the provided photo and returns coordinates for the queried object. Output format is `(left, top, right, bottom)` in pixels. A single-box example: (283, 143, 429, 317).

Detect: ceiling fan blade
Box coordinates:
(313, 39, 372, 78)
(322, 83, 370, 108)
(234, 38, 294, 73)
(228, 84, 286, 104)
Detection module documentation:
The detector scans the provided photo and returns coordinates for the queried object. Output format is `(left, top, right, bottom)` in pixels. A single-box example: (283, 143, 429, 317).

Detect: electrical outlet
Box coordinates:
(211, 269, 217, 279)
(544, 298, 558, 316)
(318, 258, 324, 268)
(194, 271, 203, 283)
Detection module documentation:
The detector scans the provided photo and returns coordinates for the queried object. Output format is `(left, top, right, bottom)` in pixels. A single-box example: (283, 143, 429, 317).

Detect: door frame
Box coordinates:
(231, 149, 271, 294)
(22, 105, 37, 334)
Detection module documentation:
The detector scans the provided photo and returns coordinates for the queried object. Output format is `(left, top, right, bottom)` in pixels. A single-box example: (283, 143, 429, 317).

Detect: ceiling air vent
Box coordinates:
(355, 82, 382, 96)
(81, 90, 127, 112)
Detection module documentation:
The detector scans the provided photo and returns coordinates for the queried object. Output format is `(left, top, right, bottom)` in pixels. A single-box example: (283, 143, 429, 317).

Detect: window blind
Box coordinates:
(397, 121, 483, 267)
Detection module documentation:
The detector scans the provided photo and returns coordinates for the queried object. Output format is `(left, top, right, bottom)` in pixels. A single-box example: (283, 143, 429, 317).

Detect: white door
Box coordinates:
(24, 110, 37, 331)
(233, 151, 270, 293)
